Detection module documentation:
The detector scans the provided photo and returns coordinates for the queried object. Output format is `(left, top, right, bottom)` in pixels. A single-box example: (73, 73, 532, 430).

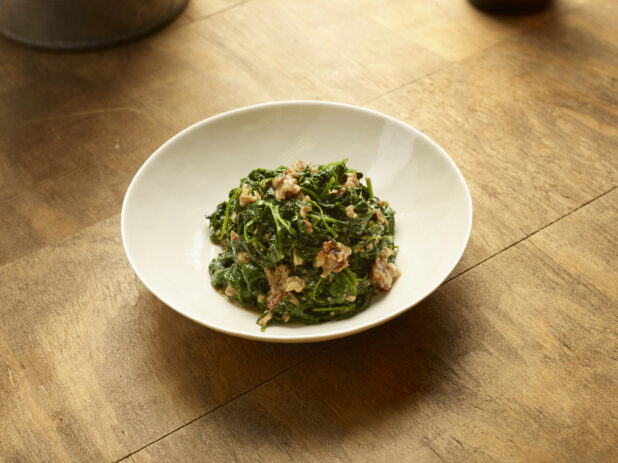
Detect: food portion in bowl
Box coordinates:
(207, 159, 401, 329)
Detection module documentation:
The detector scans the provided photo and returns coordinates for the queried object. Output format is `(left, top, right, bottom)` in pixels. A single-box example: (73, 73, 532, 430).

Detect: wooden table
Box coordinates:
(1, 0, 616, 461)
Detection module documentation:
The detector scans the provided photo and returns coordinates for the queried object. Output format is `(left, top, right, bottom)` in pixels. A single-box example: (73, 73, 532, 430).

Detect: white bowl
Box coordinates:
(121, 101, 472, 343)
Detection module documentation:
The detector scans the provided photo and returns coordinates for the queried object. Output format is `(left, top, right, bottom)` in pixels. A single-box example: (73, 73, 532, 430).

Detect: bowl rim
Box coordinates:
(121, 100, 473, 343)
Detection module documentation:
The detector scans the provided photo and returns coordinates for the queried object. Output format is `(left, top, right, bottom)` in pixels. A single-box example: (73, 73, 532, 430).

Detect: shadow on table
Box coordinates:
(135, 277, 482, 449)
(126, 287, 329, 411)
(224, 284, 479, 444)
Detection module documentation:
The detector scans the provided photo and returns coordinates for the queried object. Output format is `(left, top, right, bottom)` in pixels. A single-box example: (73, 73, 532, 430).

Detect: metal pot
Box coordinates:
(468, 0, 551, 14)
(0, 0, 189, 50)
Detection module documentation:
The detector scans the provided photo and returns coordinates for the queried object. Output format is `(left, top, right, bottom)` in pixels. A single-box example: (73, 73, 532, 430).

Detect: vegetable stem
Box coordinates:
(219, 189, 239, 240)
(300, 187, 320, 202)
(265, 203, 285, 258)
(366, 177, 374, 198)
(342, 268, 358, 297)
(243, 220, 254, 242)
(310, 201, 338, 238)
(313, 305, 354, 312)
(312, 277, 327, 303)
(274, 205, 294, 234)
(320, 177, 335, 198)
(260, 177, 274, 190)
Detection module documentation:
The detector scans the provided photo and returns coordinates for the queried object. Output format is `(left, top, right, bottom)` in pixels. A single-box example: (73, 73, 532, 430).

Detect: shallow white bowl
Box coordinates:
(121, 101, 472, 343)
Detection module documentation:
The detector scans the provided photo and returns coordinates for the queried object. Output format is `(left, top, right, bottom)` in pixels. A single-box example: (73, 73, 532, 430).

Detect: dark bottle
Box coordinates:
(468, 0, 551, 14)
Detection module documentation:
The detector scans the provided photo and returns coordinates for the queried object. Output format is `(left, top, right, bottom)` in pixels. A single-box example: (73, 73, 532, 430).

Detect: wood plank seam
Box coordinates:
(444, 186, 616, 285)
(1, 1, 615, 459)
(0, 55, 612, 273)
(113, 343, 336, 463)
(0, 1, 603, 268)
(191, 0, 255, 23)
(361, 63, 448, 107)
(111, 185, 616, 463)
(361, 0, 602, 107)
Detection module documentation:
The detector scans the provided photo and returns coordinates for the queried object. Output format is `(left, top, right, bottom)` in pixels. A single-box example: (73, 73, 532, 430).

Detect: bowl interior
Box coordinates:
(121, 101, 472, 342)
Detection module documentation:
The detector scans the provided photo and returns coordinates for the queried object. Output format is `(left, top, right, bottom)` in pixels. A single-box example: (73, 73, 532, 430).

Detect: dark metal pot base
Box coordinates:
(0, 0, 189, 51)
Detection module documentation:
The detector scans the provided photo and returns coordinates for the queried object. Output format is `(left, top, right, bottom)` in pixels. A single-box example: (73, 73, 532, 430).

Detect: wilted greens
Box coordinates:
(207, 160, 400, 329)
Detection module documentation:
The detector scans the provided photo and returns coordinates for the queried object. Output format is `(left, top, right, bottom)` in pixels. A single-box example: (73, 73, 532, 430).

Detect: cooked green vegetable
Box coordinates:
(206, 160, 401, 329)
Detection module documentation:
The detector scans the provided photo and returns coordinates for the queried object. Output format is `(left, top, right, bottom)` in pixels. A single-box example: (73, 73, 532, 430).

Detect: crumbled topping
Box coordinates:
(345, 204, 357, 219)
(300, 204, 312, 219)
(291, 160, 306, 172)
(303, 218, 313, 233)
(230, 230, 239, 241)
(293, 250, 304, 266)
(370, 247, 401, 291)
(377, 200, 386, 207)
(272, 169, 300, 200)
(346, 295, 357, 302)
(379, 247, 393, 260)
(258, 311, 273, 326)
(308, 162, 318, 173)
(224, 284, 237, 297)
(282, 312, 292, 322)
(264, 264, 305, 310)
(373, 209, 387, 225)
(285, 276, 306, 293)
(239, 183, 261, 207)
(344, 172, 360, 188)
(237, 252, 250, 265)
(264, 264, 289, 309)
(315, 241, 352, 278)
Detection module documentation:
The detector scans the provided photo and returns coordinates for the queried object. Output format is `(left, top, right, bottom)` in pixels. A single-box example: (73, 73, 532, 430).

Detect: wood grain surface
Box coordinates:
(0, 216, 330, 461)
(127, 190, 618, 463)
(0, 0, 616, 461)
